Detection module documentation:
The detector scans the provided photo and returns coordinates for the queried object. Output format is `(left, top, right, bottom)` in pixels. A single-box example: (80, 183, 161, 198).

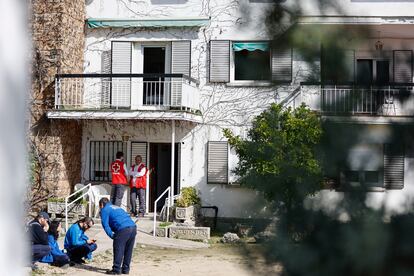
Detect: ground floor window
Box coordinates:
(89, 141, 125, 181)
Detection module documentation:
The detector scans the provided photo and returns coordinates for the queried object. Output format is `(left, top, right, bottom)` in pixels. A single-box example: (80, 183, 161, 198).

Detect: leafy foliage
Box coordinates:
(224, 103, 323, 211)
(176, 187, 201, 208)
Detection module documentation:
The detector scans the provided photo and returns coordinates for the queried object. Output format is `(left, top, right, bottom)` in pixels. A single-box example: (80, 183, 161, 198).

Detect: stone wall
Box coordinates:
(29, 0, 85, 210)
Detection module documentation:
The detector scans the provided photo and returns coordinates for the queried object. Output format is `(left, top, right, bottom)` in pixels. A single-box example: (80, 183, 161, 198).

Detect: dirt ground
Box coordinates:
(32, 243, 282, 276)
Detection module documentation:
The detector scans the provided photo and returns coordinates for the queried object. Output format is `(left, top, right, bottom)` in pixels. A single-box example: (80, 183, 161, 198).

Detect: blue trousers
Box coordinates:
(111, 184, 126, 207)
(32, 244, 51, 262)
(67, 243, 97, 262)
(113, 226, 137, 273)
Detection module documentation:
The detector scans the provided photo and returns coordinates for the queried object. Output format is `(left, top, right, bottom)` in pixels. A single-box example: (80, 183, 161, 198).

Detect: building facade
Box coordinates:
(43, 0, 414, 217)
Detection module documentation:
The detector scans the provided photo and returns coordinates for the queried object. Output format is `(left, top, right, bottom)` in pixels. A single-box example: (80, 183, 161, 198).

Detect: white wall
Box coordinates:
(81, 0, 414, 218)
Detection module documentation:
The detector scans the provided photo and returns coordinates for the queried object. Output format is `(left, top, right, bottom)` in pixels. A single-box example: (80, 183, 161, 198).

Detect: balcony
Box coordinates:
(48, 74, 201, 122)
(286, 84, 414, 122)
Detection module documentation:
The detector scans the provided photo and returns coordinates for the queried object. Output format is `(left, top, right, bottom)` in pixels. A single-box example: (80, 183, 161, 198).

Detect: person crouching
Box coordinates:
(64, 217, 97, 264)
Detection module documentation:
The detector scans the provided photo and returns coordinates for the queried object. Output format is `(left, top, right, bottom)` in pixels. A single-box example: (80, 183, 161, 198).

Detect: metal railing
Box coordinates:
(321, 85, 404, 115)
(153, 186, 172, 237)
(290, 83, 414, 116)
(65, 183, 92, 231)
(55, 73, 200, 112)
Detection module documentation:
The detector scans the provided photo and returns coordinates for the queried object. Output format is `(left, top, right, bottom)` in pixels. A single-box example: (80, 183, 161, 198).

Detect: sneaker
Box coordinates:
(60, 263, 70, 269)
(138, 213, 145, 218)
(106, 270, 121, 275)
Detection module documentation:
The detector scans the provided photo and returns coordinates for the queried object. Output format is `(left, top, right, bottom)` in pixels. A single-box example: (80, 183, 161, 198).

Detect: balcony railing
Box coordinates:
(288, 84, 414, 116)
(54, 74, 200, 112)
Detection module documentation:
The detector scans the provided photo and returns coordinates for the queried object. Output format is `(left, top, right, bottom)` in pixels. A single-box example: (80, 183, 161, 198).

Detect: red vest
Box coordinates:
(111, 160, 127, 184)
(129, 163, 147, 189)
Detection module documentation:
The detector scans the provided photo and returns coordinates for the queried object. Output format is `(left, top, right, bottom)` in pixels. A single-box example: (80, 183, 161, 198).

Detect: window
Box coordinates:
(207, 141, 228, 184)
(89, 141, 126, 181)
(233, 42, 270, 81)
(344, 170, 380, 188)
(356, 59, 390, 85)
(341, 143, 384, 189)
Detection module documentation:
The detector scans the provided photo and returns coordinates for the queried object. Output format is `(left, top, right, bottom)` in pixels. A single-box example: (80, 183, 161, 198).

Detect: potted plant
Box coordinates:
(47, 197, 87, 218)
(155, 222, 172, 237)
(175, 187, 201, 222)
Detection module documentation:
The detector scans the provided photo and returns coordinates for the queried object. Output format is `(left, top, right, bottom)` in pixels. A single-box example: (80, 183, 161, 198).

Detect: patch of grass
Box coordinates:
(158, 222, 172, 228)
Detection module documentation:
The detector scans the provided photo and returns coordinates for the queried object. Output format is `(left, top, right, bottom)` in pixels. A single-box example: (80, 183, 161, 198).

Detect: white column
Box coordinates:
(170, 120, 175, 206)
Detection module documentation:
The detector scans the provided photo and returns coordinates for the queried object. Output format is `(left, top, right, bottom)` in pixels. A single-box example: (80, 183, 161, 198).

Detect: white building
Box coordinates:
(47, 0, 414, 218)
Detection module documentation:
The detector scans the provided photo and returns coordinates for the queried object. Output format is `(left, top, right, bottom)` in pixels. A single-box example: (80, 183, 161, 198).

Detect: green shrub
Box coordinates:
(176, 187, 201, 208)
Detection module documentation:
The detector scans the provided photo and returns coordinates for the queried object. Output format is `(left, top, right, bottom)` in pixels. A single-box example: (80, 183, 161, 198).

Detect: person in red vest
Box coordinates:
(129, 155, 147, 217)
(110, 151, 128, 207)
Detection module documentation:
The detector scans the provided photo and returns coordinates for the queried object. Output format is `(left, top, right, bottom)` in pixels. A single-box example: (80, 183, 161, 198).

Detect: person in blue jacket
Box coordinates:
(64, 217, 97, 264)
(40, 220, 70, 267)
(99, 197, 137, 275)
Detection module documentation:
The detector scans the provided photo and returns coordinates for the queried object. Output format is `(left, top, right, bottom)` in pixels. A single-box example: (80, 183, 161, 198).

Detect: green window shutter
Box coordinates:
(384, 144, 404, 189)
(209, 40, 230, 83)
(394, 50, 413, 83)
(272, 48, 292, 82)
(111, 41, 132, 108)
(207, 141, 229, 184)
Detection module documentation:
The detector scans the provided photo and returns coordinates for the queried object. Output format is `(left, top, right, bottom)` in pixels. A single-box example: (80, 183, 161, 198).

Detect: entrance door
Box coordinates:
(143, 47, 166, 106)
(149, 143, 180, 212)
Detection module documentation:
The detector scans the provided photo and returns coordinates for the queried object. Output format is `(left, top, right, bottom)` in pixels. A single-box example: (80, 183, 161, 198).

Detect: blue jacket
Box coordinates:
(64, 223, 89, 249)
(40, 234, 67, 264)
(100, 203, 136, 239)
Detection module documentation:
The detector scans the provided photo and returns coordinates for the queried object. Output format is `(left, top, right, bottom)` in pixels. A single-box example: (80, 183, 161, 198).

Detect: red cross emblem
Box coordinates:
(112, 163, 120, 173)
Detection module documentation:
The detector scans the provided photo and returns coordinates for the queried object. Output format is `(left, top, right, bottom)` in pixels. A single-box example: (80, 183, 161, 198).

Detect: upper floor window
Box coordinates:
(233, 42, 271, 81)
(356, 59, 390, 85)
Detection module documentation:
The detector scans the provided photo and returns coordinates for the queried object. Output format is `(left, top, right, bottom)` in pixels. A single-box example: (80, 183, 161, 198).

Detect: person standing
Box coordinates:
(129, 155, 147, 217)
(28, 212, 51, 267)
(110, 151, 128, 207)
(99, 198, 137, 275)
(64, 217, 97, 264)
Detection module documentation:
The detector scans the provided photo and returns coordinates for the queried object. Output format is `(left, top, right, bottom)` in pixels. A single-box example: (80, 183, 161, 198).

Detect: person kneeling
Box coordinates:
(64, 217, 97, 264)
(40, 221, 70, 268)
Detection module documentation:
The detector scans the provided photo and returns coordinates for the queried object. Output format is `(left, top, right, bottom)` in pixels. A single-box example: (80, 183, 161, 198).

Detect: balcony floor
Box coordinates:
(46, 109, 202, 123)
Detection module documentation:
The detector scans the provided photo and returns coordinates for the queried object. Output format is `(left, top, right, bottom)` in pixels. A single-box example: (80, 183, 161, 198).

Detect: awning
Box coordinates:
(232, 42, 269, 52)
(87, 17, 210, 29)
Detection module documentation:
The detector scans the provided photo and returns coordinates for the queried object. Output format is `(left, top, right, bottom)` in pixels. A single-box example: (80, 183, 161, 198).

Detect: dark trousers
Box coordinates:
(130, 188, 146, 215)
(67, 243, 97, 262)
(52, 254, 70, 267)
(113, 226, 137, 273)
(32, 244, 51, 262)
(111, 184, 126, 207)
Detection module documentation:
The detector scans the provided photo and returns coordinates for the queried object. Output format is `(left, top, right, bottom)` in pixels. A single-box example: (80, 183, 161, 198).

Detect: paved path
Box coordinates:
(59, 215, 208, 256)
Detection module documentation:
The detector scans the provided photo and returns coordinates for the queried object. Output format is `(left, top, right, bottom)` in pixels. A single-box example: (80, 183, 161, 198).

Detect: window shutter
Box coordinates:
(111, 41, 132, 108)
(207, 141, 228, 184)
(209, 40, 230, 83)
(131, 142, 148, 167)
(171, 41, 191, 77)
(344, 50, 355, 83)
(394, 50, 413, 83)
(272, 48, 292, 82)
(101, 50, 111, 108)
(384, 144, 404, 189)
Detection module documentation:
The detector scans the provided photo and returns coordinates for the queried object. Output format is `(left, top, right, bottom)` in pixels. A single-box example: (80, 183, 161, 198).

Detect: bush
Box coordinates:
(176, 187, 201, 208)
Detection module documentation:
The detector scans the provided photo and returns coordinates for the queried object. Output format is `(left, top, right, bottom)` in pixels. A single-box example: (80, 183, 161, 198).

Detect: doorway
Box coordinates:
(143, 47, 166, 105)
(149, 143, 180, 212)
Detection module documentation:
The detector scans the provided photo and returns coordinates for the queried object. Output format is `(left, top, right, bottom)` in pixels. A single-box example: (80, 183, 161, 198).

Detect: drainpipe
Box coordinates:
(170, 120, 175, 207)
